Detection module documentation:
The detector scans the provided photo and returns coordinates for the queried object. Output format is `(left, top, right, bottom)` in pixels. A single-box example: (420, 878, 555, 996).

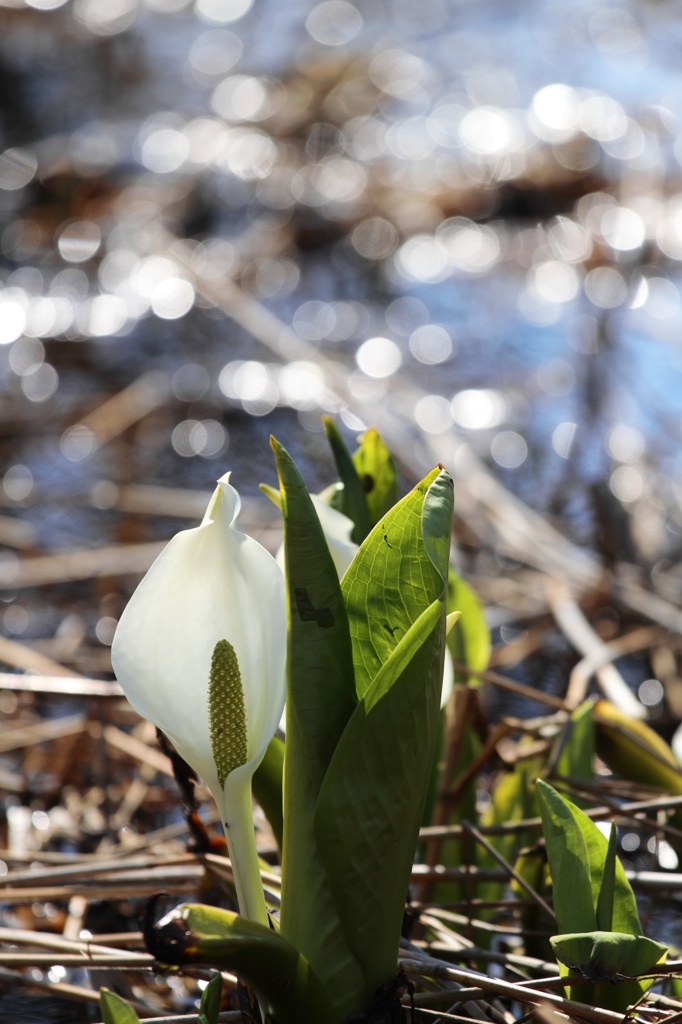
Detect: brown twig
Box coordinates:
(461, 822, 556, 923)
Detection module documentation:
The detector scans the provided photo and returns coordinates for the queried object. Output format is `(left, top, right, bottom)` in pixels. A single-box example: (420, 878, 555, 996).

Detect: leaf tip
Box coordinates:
(259, 482, 282, 509)
(446, 610, 461, 635)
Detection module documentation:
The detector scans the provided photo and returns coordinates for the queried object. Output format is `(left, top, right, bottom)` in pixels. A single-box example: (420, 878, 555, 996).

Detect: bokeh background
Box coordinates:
(2, 0, 682, 1019)
(2, 0, 682, 561)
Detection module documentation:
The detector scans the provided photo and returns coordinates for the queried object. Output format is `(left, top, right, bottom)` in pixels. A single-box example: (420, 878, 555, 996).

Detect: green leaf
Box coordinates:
(252, 735, 284, 854)
(537, 781, 641, 936)
(317, 467, 453, 1002)
(536, 779, 596, 935)
(99, 988, 141, 1024)
(259, 482, 281, 509)
(537, 781, 651, 1012)
(421, 706, 446, 830)
(351, 427, 398, 527)
(323, 417, 372, 543)
(551, 931, 667, 982)
(364, 597, 443, 712)
(316, 612, 446, 1004)
(155, 903, 336, 1024)
(596, 823, 616, 932)
(198, 974, 222, 1024)
(595, 699, 682, 828)
(446, 570, 490, 684)
(555, 700, 595, 808)
(343, 466, 450, 700)
(271, 437, 363, 1019)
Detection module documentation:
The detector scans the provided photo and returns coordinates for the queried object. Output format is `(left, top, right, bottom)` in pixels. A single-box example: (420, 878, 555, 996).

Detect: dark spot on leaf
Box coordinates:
(383, 533, 392, 548)
(295, 588, 335, 628)
(362, 473, 374, 493)
(383, 623, 398, 638)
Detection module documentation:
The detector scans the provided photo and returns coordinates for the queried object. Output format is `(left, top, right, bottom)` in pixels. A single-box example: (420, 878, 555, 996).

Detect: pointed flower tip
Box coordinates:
(203, 472, 240, 528)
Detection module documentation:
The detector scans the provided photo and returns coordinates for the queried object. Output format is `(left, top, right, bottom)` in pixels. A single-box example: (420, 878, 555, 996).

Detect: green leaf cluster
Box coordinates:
(274, 437, 453, 1018)
(537, 779, 667, 1011)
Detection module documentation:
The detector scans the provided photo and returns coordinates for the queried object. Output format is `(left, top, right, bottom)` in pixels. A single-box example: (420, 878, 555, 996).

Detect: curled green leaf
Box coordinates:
(551, 931, 667, 982)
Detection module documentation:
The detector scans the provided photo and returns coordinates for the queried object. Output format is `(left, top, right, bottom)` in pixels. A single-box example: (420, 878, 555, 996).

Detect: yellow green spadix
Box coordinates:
(209, 639, 248, 787)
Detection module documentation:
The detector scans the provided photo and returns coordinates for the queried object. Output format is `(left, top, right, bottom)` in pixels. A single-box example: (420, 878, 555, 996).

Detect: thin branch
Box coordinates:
(461, 821, 556, 923)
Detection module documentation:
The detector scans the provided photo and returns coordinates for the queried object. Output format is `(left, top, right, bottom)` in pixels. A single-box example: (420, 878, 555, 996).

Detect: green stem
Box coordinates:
(221, 779, 268, 927)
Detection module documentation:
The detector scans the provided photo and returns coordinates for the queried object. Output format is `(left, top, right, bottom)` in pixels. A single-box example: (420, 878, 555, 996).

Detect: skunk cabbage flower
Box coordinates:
(276, 494, 358, 580)
(111, 473, 286, 925)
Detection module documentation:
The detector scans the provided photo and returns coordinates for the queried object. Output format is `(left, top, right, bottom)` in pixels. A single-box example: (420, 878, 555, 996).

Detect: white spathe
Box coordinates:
(276, 493, 358, 580)
(111, 473, 286, 923)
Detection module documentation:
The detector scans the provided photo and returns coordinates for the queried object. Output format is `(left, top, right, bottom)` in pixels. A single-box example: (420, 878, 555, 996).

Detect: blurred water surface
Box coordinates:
(1, 0, 682, 565)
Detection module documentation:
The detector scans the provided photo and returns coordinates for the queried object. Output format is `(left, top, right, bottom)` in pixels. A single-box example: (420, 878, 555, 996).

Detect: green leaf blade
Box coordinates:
(596, 823, 616, 932)
(198, 974, 222, 1024)
(252, 735, 284, 854)
(323, 417, 372, 543)
(342, 466, 448, 700)
(352, 427, 398, 527)
(99, 989, 142, 1024)
(317, 466, 453, 1001)
(536, 779, 596, 935)
(271, 437, 363, 1018)
(316, 614, 445, 1001)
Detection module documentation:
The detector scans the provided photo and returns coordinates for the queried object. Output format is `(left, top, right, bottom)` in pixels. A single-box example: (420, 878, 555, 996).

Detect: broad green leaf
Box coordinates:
(568, 798, 640, 937)
(596, 823, 616, 932)
(317, 467, 453, 1001)
(343, 466, 450, 700)
(271, 438, 363, 1018)
(323, 417, 372, 543)
(316, 613, 446, 1004)
(252, 735, 284, 854)
(99, 989, 141, 1024)
(555, 700, 595, 808)
(536, 779, 596, 935)
(421, 706, 446, 830)
(364, 597, 443, 711)
(551, 931, 667, 982)
(198, 974, 222, 1024)
(538, 786, 650, 1012)
(155, 903, 335, 1024)
(446, 570, 490, 684)
(352, 427, 398, 527)
(537, 781, 641, 936)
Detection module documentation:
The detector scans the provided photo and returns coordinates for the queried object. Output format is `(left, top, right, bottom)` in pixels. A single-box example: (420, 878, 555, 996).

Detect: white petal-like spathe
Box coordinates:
(441, 647, 454, 709)
(276, 494, 358, 580)
(111, 473, 286, 809)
